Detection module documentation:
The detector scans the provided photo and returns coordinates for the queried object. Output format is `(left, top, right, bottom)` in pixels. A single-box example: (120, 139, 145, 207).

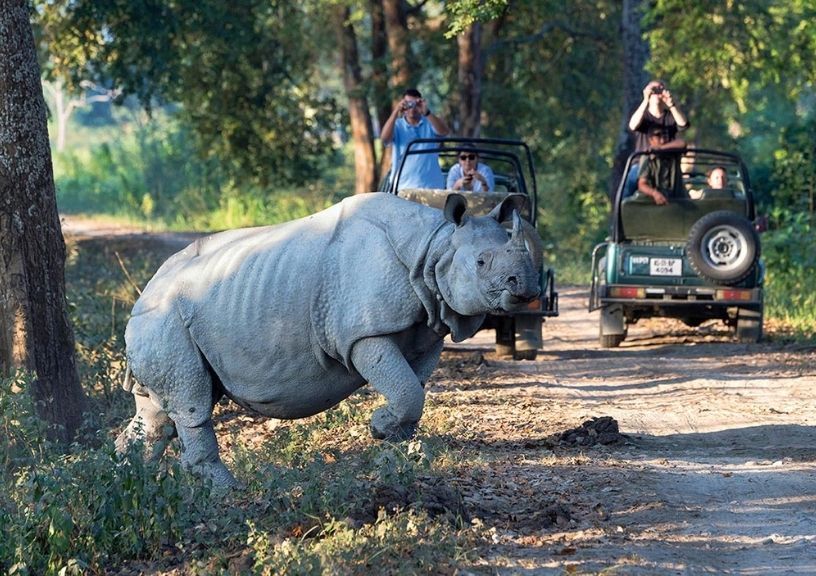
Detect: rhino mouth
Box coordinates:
(491, 287, 540, 313)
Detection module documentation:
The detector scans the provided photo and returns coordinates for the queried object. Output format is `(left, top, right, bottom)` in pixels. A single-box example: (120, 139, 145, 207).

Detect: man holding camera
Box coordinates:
(381, 87, 450, 190)
(628, 80, 689, 152)
(622, 80, 689, 198)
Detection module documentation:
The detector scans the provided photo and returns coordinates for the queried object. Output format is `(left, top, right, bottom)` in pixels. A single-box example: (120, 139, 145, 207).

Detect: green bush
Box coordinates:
(763, 211, 816, 337)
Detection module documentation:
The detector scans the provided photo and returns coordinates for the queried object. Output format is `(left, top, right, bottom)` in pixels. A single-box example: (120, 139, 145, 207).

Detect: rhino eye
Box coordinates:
(477, 257, 485, 267)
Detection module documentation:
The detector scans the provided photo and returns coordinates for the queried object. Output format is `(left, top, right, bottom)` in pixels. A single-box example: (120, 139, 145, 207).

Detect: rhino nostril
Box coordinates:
(507, 276, 518, 289)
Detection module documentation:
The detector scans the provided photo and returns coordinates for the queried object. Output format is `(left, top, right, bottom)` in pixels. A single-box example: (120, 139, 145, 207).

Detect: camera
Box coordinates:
(403, 100, 417, 110)
(652, 86, 664, 95)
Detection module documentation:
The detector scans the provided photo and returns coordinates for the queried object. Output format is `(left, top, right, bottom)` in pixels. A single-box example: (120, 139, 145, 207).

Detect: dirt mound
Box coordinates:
(557, 416, 627, 447)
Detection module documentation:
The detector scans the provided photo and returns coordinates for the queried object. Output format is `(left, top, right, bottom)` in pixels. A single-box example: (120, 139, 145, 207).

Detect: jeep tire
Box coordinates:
(687, 211, 759, 285)
(599, 305, 626, 348)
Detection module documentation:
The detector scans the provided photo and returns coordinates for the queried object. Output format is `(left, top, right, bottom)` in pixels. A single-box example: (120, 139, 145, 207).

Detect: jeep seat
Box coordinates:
(397, 188, 527, 219)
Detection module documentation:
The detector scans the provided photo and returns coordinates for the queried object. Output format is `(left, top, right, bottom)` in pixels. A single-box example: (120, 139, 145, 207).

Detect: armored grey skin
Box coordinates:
(116, 192, 542, 487)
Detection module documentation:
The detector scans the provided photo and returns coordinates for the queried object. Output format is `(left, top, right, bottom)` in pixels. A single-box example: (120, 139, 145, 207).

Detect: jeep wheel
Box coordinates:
(735, 306, 763, 343)
(513, 315, 541, 361)
(495, 317, 515, 359)
(495, 316, 541, 360)
(599, 305, 626, 348)
(687, 211, 759, 285)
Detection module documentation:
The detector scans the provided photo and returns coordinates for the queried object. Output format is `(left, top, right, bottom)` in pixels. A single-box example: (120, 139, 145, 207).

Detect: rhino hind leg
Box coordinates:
(351, 336, 425, 441)
(176, 420, 239, 488)
(115, 383, 176, 462)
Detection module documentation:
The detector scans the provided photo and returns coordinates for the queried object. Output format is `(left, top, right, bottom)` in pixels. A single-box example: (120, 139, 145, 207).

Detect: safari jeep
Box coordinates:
(589, 148, 764, 348)
(383, 137, 558, 360)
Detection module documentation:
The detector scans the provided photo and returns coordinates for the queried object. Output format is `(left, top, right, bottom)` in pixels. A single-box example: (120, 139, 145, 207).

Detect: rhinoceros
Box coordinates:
(116, 192, 542, 486)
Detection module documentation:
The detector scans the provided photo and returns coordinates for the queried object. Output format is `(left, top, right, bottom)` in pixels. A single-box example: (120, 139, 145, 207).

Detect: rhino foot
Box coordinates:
(188, 461, 242, 491)
(370, 407, 417, 441)
(116, 392, 177, 461)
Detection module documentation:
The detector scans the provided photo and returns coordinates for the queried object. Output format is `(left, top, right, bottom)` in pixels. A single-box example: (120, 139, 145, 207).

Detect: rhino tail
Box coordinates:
(122, 364, 134, 393)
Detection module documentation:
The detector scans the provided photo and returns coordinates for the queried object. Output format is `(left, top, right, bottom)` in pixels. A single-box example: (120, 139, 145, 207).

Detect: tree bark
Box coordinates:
(383, 0, 413, 93)
(610, 0, 649, 199)
(370, 0, 392, 132)
(457, 23, 483, 137)
(334, 5, 377, 194)
(381, 0, 413, 183)
(0, 1, 86, 442)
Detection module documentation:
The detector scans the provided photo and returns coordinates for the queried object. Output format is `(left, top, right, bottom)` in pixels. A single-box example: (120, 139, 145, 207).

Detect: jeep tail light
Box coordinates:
(609, 286, 645, 299)
(716, 289, 753, 301)
(527, 298, 541, 310)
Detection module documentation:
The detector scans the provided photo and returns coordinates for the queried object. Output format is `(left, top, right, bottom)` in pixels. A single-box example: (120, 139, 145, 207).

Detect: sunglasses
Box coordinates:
(459, 154, 477, 161)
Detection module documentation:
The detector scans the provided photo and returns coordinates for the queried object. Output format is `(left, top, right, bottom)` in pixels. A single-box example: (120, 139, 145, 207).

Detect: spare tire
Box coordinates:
(687, 211, 759, 285)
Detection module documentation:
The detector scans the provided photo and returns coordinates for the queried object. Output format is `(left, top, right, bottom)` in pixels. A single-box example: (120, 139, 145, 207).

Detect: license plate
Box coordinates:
(650, 258, 681, 276)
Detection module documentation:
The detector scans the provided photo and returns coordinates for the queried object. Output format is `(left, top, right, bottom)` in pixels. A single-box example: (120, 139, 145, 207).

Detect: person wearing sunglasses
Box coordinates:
(447, 148, 495, 192)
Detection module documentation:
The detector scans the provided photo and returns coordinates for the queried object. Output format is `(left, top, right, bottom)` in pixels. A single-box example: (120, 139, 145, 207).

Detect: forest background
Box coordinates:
(37, 0, 816, 333)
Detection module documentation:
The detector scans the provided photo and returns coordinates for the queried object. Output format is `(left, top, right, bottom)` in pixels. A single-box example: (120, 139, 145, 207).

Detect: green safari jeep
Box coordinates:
(589, 148, 764, 347)
(383, 137, 558, 360)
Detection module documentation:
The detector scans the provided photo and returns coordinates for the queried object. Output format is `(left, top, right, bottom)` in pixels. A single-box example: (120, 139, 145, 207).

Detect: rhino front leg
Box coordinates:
(351, 336, 425, 441)
(409, 339, 444, 388)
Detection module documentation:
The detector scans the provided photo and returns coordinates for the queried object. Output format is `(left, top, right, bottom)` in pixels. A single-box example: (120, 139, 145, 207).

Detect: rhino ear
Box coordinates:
(488, 194, 529, 223)
(444, 193, 468, 227)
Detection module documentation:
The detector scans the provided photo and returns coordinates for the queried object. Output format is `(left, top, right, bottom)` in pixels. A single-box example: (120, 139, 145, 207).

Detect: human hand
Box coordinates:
(662, 91, 675, 108)
(643, 81, 662, 100)
(653, 191, 668, 206)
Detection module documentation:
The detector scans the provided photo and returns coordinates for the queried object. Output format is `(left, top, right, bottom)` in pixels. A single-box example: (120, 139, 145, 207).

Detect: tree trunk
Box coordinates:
(383, 0, 413, 93)
(334, 6, 377, 194)
(381, 0, 413, 182)
(0, 1, 86, 443)
(610, 0, 650, 199)
(457, 23, 483, 137)
(370, 0, 392, 132)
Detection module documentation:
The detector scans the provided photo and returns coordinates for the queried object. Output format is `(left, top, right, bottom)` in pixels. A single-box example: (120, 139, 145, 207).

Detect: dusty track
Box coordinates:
(445, 286, 816, 574)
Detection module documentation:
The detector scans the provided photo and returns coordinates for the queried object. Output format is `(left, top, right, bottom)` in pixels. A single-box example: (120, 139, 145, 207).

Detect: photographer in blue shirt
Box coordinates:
(381, 88, 450, 190)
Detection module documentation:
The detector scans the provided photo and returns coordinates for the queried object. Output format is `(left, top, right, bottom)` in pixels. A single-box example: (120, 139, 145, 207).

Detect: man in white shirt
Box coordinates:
(446, 149, 495, 192)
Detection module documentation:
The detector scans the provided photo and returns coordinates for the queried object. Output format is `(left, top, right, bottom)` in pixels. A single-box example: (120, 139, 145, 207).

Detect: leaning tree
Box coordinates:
(0, 0, 86, 442)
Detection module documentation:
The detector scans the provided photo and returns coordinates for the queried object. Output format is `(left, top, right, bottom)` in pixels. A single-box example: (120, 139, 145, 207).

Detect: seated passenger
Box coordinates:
(636, 128, 686, 205)
(447, 147, 495, 192)
(707, 166, 728, 189)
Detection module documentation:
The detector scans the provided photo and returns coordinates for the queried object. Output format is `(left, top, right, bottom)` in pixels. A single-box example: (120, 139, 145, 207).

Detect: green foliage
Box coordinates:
(0, 376, 207, 575)
(35, 0, 344, 188)
(53, 110, 352, 229)
(445, 0, 509, 37)
(247, 508, 469, 575)
(0, 375, 51, 472)
(763, 213, 816, 337)
(760, 116, 816, 336)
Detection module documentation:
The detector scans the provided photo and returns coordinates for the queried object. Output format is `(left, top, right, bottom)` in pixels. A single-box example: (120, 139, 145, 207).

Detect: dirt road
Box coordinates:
(444, 286, 816, 574)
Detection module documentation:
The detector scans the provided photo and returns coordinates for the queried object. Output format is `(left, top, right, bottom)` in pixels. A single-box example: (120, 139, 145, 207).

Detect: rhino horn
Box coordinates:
(507, 210, 544, 268)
